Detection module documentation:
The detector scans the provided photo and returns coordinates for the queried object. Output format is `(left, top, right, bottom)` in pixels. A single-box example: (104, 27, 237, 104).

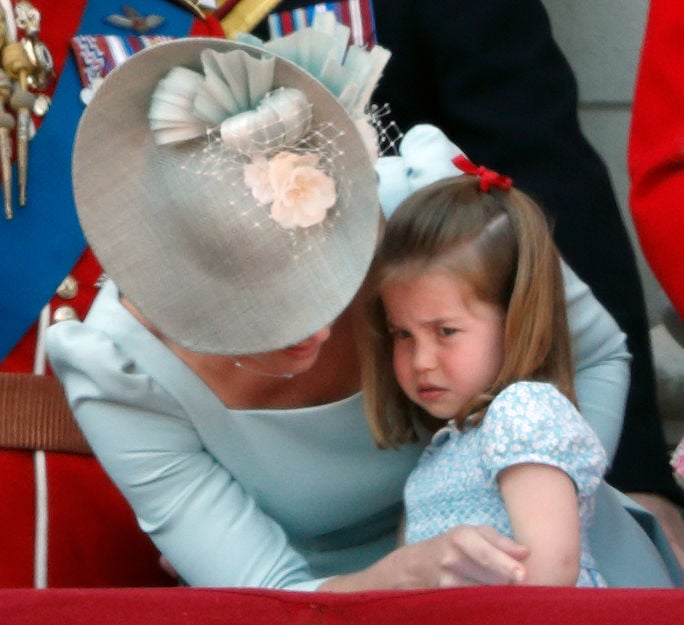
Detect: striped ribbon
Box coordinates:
(218, 0, 377, 47)
(71, 35, 175, 87)
(268, 0, 376, 48)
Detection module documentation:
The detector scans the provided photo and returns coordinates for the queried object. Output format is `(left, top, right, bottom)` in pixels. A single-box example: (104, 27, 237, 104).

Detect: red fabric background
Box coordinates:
(0, 453, 34, 586)
(45, 454, 174, 587)
(0, 449, 175, 588)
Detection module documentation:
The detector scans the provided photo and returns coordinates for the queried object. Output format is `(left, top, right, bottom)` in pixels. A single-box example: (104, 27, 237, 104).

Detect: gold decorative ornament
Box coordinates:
(3, 39, 34, 207)
(0, 70, 14, 219)
(0, 1, 54, 215)
(15, 1, 53, 90)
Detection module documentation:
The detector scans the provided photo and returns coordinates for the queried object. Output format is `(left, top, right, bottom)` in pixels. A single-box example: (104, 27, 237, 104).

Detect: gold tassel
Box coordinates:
(2, 42, 34, 207)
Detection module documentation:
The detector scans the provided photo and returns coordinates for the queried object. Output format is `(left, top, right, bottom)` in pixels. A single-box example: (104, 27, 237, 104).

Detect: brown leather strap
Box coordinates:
(0, 372, 91, 455)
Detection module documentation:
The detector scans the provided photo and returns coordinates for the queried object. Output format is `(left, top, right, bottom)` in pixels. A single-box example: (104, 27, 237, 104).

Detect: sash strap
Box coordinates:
(0, 373, 90, 455)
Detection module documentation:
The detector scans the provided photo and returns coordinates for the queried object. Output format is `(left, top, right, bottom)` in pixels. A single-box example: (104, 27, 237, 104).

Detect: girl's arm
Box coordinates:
(499, 464, 580, 586)
(482, 382, 607, 587)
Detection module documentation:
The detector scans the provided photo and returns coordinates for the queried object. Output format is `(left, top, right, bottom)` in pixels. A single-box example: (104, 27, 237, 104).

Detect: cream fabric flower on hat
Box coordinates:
(270, 152, 335, 229)
(245, 151, 336, 229)
(243, 155, 275, 204)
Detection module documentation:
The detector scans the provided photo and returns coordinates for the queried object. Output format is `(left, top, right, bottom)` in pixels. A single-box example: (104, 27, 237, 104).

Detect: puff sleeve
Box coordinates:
(480, 382, 607, 498)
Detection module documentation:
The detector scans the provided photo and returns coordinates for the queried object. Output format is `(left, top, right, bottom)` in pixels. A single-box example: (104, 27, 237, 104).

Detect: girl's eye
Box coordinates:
(438, 327, 458, 337)
(390, 328, 411, 340)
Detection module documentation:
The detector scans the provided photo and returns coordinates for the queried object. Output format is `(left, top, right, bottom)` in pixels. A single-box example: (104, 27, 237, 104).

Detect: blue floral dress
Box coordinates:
(404, 381, 608, 587)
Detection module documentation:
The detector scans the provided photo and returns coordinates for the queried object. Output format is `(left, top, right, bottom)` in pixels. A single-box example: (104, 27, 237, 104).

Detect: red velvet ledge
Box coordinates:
(1, 586, 683, 625)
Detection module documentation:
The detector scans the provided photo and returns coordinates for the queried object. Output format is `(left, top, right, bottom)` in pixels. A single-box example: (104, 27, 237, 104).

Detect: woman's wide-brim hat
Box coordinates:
(72, 37, 380, 355)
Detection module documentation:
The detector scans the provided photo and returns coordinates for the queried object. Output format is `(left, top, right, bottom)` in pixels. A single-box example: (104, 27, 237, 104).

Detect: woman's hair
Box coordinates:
(360, 175, 576, 448)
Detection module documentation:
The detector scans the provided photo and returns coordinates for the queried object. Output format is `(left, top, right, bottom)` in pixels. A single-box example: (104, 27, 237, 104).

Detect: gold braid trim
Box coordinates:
(219, 0, 282, 39)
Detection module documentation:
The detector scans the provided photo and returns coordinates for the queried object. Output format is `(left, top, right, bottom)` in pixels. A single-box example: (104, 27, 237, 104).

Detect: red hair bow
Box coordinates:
(452, 155, 513, 192)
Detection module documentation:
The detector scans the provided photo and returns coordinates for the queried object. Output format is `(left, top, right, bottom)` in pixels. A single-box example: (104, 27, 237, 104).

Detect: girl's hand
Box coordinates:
(321, 525, 528, 591)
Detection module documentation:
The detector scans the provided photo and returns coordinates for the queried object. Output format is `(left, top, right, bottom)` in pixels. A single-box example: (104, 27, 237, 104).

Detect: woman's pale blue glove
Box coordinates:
(376, 124, 466, 217)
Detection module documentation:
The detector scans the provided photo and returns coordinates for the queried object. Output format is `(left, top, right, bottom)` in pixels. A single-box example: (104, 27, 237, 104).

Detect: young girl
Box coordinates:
(362, 157, 608, 587)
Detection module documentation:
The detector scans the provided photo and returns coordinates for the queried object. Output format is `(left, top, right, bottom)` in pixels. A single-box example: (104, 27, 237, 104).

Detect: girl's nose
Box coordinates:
(413, 340, 436, 371)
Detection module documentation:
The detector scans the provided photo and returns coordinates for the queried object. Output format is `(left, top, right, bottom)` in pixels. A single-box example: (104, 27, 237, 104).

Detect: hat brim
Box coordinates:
(73, 38, 379, 355)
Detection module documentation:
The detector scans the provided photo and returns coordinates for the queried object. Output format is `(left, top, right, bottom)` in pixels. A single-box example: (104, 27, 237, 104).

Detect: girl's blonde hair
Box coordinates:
(360, 175, 576, 448)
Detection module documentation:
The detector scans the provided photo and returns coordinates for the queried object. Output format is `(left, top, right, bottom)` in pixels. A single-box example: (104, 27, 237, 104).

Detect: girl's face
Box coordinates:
(382, 270, 506, 420)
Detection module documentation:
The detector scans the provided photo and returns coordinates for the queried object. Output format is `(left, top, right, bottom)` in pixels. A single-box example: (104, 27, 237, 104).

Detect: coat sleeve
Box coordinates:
(563, 263, 630, 463)
(46, 319, 321, 590)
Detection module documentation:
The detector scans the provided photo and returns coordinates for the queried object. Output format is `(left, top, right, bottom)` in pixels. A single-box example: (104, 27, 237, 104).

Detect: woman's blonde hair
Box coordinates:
(360, 175, 576, 448)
